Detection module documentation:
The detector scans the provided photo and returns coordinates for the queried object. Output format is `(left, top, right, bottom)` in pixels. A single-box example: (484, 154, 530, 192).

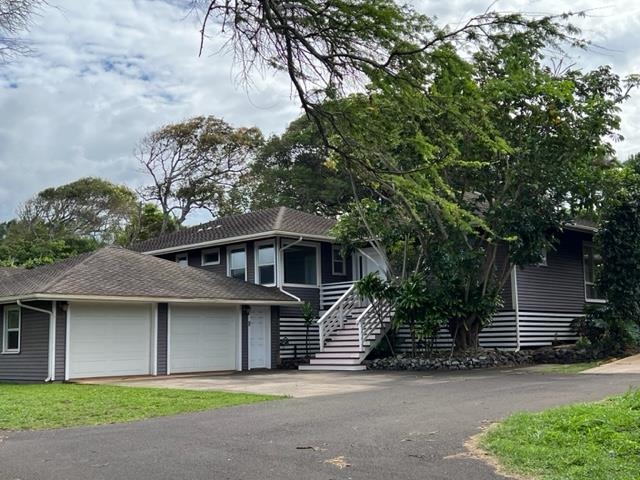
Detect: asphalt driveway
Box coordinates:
(2, 369, 639, 480)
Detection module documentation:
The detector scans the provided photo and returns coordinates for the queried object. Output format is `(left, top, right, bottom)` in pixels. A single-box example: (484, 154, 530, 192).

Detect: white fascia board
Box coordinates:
(0, 294, 300, 306)
(141, 230, 336, 255)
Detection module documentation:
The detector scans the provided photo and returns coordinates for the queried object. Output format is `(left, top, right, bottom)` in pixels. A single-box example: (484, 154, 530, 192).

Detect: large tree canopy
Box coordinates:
(0, 177, 138, 267)
(331, 31, 635, 350)
(243, 115, 362, 217)
(137, 115, 263, 231)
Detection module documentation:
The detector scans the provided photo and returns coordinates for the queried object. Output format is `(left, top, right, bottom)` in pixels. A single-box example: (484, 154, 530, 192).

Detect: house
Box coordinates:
(0, 246, 296, 382)
(0, 208, 603, 380)
(131, 207, 387, 364)
(131, 207, 603, 370)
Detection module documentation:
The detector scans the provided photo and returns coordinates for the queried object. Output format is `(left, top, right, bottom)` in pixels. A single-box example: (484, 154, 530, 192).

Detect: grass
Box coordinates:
(0, 383, 281, 430)
(525, 361, 606, 375)
(481, 389, 640, 480)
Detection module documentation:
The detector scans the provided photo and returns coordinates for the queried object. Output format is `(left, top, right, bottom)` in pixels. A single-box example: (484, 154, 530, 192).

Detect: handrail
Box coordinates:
(356, 299, 393, 357)
(317, 283, 360, 351)
(317, 283, 356, 325)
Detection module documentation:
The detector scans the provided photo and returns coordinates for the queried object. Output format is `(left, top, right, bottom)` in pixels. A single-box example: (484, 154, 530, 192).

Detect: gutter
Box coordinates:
(16, 299, 56, 382)
(277, 237, 304, 302)
(510, 267, 520, 352)
(142, 230, 335, 256)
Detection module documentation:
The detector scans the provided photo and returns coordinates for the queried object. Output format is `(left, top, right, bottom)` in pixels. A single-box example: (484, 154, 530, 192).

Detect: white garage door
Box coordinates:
(68, 303, 152, 379)
(170, 305, 239, 373)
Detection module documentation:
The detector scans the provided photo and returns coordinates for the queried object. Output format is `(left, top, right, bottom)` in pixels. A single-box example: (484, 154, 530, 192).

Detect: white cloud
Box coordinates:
(0, 0, 638, 222)
(0, 0, 300, 221)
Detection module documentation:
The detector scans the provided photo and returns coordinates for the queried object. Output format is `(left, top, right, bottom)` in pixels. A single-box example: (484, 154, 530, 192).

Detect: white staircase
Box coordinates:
(299, 283, 392, 371)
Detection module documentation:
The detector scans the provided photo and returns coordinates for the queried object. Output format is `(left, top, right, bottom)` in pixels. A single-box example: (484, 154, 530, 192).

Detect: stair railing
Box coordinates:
(357, 299, 393, 357)
(317, 283, 361, 351)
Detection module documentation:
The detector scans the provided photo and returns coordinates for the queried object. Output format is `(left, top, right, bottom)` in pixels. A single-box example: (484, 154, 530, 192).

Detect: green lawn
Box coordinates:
(481, 389, 640, 480)
(525, 361, 606, 375)
(0, 383, 281, 430)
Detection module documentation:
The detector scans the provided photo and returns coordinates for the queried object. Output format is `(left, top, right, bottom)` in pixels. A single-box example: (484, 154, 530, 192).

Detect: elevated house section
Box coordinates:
(133, 209, 601, 370)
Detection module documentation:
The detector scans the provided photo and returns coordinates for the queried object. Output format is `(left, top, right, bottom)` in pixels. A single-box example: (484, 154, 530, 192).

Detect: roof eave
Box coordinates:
(563, 224, 597, 233)
(140, 230, 336, 255)
(0, 293, 299, 306)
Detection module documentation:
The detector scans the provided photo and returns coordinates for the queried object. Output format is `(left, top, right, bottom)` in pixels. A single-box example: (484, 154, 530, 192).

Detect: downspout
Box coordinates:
(277, 236, 304, 302)
(16, 299, 56, 382)
(510, 267, 520, 352)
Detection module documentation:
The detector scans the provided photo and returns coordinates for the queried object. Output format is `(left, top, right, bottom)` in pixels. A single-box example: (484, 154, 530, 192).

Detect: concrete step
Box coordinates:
(298, 364, 367, 371)
(313, 352, 361, 359)
(310, 357, 362, 365)
(323, 345, 365, 353)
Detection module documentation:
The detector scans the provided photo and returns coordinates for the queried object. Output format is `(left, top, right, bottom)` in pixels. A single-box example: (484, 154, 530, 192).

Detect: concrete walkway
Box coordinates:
(582, 353, 640, 374)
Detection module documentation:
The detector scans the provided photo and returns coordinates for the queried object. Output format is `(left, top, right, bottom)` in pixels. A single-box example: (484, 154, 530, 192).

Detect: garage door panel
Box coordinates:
(170, 305, 238, 373)
(69, 303, 152, 379)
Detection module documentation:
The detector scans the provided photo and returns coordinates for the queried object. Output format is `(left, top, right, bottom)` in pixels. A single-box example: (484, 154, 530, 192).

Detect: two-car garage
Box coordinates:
(66, 302, 240, 379)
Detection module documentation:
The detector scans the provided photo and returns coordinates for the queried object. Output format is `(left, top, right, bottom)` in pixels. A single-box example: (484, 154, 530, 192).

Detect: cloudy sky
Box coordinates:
(0, 0, 638, 222)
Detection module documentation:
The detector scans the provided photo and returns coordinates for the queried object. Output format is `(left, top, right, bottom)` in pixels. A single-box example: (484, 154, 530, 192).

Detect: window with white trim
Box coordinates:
(229, 247, 247, 280)
(583, 243, 604, 301)
(256, 243, 276, 285)
(3, 306, 20, 353)
(283, 244, 318, 285)
(201, 248, 220, 266)
(176, 253, 188, 267)
(332, 245, 346, 275)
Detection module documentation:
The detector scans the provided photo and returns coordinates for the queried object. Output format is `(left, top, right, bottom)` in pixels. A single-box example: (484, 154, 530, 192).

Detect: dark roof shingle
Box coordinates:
(131, 207, 336, 253)
(0, 246, 296, 304)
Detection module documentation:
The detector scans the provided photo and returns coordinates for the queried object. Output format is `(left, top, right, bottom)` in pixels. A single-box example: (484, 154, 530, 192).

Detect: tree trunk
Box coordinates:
(449, 316, 482, 351)
(409, 320, 416, 358)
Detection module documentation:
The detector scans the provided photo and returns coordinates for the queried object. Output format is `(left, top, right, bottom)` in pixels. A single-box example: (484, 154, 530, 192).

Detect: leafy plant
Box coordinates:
(300, 302, 316, 357)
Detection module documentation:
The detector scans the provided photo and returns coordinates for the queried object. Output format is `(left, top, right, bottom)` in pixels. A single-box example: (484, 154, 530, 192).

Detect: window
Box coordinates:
(3, 306, 20, 353)
(176, 253, 188, 267)
(201, 248, 220, 266)
(583, 243, 604, 301)
(256, 243, 275, 285)
(283, 244, 317, 285)
(229, 247, 247, 280)
(332, 245, 346, 275)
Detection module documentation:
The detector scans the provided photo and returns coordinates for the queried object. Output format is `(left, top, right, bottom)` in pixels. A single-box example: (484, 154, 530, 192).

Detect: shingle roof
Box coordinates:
(131, 207, 337, 253)
(0, 246, 296, 304)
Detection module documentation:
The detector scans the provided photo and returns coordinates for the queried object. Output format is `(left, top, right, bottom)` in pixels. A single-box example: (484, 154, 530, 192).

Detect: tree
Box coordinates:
(19, 177, 138, 243)
(334, 32, 634, 350)
(587, 155, 640, 348)
(193, 0, 635, 350)
(0, 177, 137, 267)
(244, 115, 361, 216)
(0, 0, 45, 63)
(137, 116, 263, 232)
(116, 203, 178, 246)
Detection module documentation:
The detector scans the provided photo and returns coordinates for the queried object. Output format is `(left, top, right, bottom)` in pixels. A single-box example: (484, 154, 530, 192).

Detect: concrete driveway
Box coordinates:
(2, 369, 640, 480)
(86, 370, 456, 398)
(582, 353, 640, 374)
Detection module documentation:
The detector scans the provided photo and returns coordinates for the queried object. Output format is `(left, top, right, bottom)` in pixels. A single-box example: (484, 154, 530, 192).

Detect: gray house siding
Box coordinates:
(517, 230, 591, 313)
(279, 287, 320, 359)
(158, 247, 228, 276)
(270, 306, 280, 367)
(320, 242, 352, 284)
(55, 303, 66, 381)
(157, 303, 168, 375)
(280, 286, 320, 317)
(0, 302, 51, 382)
